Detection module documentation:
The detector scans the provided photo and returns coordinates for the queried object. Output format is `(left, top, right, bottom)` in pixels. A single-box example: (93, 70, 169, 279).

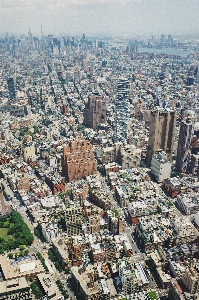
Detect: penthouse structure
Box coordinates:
(176, 115, 194, 173)
(62, 138, 97, 182)
(83, 93, 106, 129)
(146, 109, 177, 167)
(114, 78, 130, 143)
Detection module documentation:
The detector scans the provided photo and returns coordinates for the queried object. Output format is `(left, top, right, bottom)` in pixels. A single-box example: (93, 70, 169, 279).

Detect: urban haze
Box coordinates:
(1, 1, 199, 300)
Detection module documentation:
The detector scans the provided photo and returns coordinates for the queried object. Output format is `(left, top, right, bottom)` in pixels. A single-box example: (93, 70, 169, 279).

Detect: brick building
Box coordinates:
(62, 138, 97, 182)
(45, 173, 65, 195)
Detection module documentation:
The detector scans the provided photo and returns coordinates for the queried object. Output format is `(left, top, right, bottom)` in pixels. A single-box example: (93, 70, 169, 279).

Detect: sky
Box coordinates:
(1, 0, 199, 37)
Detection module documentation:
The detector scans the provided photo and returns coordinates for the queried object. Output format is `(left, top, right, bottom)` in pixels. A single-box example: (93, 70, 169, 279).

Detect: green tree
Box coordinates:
(30, 280, 43, 299)
(8, 253, 13, 259)
(19, 245, 26, 251)
(24, 249, 29, 256)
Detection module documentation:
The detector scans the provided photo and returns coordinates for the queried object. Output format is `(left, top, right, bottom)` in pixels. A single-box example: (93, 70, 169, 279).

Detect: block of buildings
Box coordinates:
(37, 273, 63, 300)
(176, 194, 199, 215)
(163, 177, 181, 198)
(23, 143, 35, 162)
(0, 254, 45, 280)
(71, 265, 99, 300)
(182, 267, 199, 295)
(0, 277, 32, 300)
(119, 144, 142, 169)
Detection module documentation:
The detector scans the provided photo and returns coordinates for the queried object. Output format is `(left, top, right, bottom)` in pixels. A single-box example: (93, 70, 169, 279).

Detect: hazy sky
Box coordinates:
(1, 0, 199, 37)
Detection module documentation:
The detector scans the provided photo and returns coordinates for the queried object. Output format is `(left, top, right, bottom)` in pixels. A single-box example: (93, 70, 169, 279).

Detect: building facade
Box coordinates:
(176, 115, 194, 173)
(83, 93, 106, 129)
(7, 78, 15, 101)
(151, 151, 171, 182)
(146, 109, 177, 167)
(114, 79, 130, 143)
(62, 138, 97, 182)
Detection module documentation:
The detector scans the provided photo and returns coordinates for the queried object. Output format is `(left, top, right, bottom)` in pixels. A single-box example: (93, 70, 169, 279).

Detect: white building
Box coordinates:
(151, 151, 171, 182)
(176, 194, 199, 215)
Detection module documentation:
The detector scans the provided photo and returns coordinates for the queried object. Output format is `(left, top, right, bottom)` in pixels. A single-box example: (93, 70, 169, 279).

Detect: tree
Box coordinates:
(30, 280, 43, 299)
(65, 267, 70, 274)
(8, 253, 13, 259)
(0, 211, 34, 253)
(24, 249, 29, 256)
(19, 245, 26, 251)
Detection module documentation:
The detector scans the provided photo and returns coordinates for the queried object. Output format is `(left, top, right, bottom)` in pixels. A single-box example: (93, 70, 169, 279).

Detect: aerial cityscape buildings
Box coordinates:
(1, 30, 199, 300)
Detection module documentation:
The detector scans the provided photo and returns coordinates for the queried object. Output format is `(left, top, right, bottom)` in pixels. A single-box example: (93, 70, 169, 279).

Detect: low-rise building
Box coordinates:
(0, 277, 32, 300)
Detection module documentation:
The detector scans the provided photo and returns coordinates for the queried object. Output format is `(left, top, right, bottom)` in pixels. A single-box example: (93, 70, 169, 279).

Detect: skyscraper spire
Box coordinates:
(40, 25, 43, 39)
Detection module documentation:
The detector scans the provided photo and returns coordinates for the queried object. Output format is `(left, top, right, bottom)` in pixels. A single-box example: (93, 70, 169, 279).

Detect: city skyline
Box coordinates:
(1, 0, 199, 36)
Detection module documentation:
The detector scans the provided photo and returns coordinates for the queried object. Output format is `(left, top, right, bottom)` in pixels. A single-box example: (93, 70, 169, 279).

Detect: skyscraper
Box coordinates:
(83, 93, 106, 129)
(7, 78, 15, 101)
(146, 109, 177, 167)
(28, 27, 33, 48)
(114, 78, 130, 143)
(176, 115, 194, 173)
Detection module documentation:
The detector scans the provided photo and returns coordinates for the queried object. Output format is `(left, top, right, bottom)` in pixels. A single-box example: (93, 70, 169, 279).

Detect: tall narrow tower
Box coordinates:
(40, 25, 43, 40)
(7, 78, 16, 101)
(146, 109, 177, 167)
(114, 78, 130, 143)
(40, 25, 44, 50)
(28, 27, 33, 47)
(176, 115, 194, 173)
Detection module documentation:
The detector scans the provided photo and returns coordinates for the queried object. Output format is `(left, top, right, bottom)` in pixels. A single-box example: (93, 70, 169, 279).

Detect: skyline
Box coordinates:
(1, 0, 199, 37)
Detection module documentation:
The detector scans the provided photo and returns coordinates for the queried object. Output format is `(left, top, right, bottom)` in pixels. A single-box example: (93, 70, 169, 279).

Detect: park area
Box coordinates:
(0, 211, 34, 253)
(0, 228, 10, 241)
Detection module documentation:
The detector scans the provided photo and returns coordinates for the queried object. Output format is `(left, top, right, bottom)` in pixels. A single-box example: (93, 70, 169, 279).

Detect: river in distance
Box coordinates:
(137, 47, 190, 57)
(111, 42, 190, 57)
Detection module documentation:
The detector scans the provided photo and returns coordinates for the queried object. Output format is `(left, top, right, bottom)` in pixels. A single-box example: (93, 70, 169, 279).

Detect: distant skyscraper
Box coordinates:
(176, 115, 194, 173)
(146, 109, 177, 167)
(114, 78, 130, 143)
(7, 77, 15, 101)
(28, 27, 33, 48)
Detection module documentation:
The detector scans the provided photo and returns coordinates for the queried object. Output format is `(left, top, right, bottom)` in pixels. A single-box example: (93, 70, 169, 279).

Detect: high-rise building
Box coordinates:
(146, 109, 177, 167)
(62, 138, 97, 182)
(7, 77, 15, 101)
(83, 93, 106, 129)
(28, 27, 33, 48)
(176, 115, 194, 173)
(114, 78, 130, 143)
